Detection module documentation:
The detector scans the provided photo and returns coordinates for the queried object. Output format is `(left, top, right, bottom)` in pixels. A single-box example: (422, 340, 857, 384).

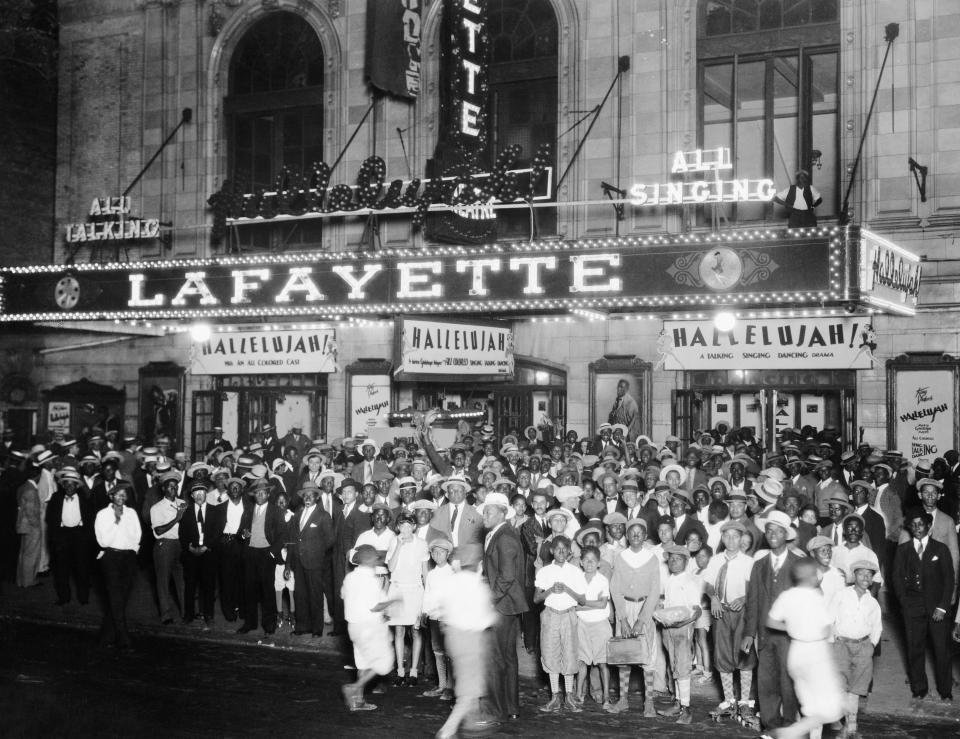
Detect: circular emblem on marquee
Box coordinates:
(54, 275, 81, 310)
(699, 247, 743, 291)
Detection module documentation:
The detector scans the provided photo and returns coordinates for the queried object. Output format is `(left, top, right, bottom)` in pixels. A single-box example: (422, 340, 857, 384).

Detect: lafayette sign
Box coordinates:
(190, 328, 338, 375)
(659, 317, 876, 370)
(0, 229, 842, 321)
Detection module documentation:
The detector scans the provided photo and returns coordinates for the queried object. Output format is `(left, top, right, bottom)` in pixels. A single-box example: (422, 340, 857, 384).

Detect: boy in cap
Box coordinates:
(831, 559, 882, 738)
(656, 544, 703, 724)
(341, 544, 400, 711)
(702, 520, 756, 723)
(420, 537, 455, 700)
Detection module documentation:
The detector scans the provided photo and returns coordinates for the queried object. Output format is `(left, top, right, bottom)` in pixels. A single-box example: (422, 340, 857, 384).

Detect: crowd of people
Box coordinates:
(2, 417, 960, 738)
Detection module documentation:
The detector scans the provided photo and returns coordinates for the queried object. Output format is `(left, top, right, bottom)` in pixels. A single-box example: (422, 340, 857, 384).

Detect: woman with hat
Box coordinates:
(386, 510, 430, 687)
(607, 517, 661, 717)
(15, 461, 44, 588)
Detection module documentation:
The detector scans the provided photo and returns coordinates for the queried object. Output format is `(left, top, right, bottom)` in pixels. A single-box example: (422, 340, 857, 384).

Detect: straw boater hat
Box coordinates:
(441, 473, 471, 493)
(659, 463, 687, 485)
(762, 510, 797, 541)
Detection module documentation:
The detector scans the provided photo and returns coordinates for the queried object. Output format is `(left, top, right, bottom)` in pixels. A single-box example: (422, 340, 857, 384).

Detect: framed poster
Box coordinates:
(345, 360, 393, 437)
(588, 355, 652, 442)
(139, 361, 186, 451)
(887, 355, 959, 462)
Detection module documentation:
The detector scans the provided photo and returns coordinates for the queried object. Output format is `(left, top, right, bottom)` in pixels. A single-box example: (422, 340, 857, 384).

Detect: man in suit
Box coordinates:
(893, 508, 956, 701)
(286, 481, 335, 636)
(670, 488, 708, 547)
(897, 478, 959, 602)
(784, 456, 815, 505)
(480, 492, 529, 724)
(238, 479, 285, 635)
(332, 478, 367, 636)
(849, 480, 886, 566)
(46, 468, 96, 605)
(179, 482, 222, 628)
(742, 511, 804, 732)
(681, 448, 709, 494)
(518, 489, 551, 656)
(812, 460, 847, 520)
(355, 440, 391, 486)
(428, 475, 484, 550)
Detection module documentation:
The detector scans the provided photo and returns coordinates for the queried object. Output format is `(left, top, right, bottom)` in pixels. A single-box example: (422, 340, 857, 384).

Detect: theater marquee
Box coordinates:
(0, 227, 848, 322)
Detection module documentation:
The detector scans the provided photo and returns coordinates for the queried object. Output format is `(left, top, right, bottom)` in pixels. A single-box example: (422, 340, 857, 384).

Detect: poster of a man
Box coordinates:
(607, 378, 641, 441)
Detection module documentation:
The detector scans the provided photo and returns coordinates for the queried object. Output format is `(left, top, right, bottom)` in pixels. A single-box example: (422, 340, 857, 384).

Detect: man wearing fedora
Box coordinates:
(428, 475, 484, 550)
(46, 467, 96, 605)
(743, 511, 805, 733)
(480, 492, 529, 724)
(238, 479, 285, 635)
(286, 480, 335, 636)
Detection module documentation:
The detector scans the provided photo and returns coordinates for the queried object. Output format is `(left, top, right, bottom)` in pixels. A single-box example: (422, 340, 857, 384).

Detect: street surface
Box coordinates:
(1, 619, 957, 738)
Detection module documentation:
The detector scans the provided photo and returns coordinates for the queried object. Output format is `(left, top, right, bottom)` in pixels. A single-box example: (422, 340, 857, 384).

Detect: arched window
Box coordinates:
(226, 12, 324, 251)
(698, 0, 839, 224)
(488, 0, 558, 238)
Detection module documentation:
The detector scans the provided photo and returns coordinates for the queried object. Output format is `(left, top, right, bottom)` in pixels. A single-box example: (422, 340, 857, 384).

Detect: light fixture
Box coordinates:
(714, 311, 736, 332)
(189, 322, 212, 342)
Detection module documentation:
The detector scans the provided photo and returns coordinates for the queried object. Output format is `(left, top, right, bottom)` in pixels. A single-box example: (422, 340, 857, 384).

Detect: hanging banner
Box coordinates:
(857, 228, 922, 316)
(658, 317, 876, 370)
(894, 370, 956, 461)
(190, 328, 338, 375)
(364, 0, 421, 99)
(350, 374, 392, 436)
(395, 317, 513, 377)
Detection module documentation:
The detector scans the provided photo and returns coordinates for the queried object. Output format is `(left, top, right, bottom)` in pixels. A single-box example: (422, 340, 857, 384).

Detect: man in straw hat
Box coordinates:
(47, 467, 96, 605)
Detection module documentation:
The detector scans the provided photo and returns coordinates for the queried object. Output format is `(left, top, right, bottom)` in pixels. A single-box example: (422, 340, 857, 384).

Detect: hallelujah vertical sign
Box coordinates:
(427, 0, 497, 244)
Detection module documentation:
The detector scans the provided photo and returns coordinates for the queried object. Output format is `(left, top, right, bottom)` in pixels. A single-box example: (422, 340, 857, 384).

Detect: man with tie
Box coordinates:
(317, 470, 343, 629)
(849, 480, 886, 566)
(46, 468, 96, 606)
(428, 475, 484, 550)
(742, 511, 805, 732)
(619, 479, 643, 523)
(287, 481, 335, 636)
(149, 470, 186, 624)
(892, 509, 955, 702)
(681, 448, 708, 494)
(608, 378, 641, 442)
(332, 478, 367, 637)
(180, 482, 222, 629)
(480, 492, 529, 724)
(356, 440, 389, 486)
(897, 478, 959, 600)
(238, 479, 285, 635)
(519, 490, 551, 655)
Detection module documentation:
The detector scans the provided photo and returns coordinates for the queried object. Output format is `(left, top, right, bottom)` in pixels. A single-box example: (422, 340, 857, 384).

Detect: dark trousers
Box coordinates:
(903, 609, 953, 698)
(483, 611, 521, 720)
(218, 535, 244, 621)
(242, 547, 276, 632)
(182, 547, 217, 621)
(331, 556, 347, 629)
(51, 527, 91, 604)
(294, 562, 326, 633)
(320, 556, 335, 625)
(757, 632, 798, 729)
(99, 549, 137, 647)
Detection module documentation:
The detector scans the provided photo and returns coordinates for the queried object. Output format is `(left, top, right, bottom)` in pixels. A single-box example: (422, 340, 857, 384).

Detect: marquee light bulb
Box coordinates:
(190, 322, 212, 342)
(714, 311, 736, 332)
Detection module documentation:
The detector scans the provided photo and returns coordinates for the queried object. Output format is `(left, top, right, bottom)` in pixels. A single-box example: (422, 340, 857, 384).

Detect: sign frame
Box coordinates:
(886, 353, 960, 461)
(345, 359, 394, 437)
(393, 315, 515, 382)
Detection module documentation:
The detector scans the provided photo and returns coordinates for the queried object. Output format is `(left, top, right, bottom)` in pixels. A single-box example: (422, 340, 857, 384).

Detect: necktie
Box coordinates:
(301, 508, 310, 530)
(540, 518, 549, 537)
(450, 504, 459, 531)
(834, 526, 840, 545)
(197, 506, 204, 526)
(323, 494, 330, 515)
(717, 559, 729, 603)
(917, 540, 924, 558)
(772, 555, 781, 576)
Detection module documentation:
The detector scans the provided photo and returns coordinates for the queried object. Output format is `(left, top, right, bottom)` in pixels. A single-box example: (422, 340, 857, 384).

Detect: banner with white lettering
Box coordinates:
(350, 374, 392, 436)
(658, 318, 876, 370)
(396, 318, 514, 376)
(894, 370, 955, 461)
(190, 329, 338, 375)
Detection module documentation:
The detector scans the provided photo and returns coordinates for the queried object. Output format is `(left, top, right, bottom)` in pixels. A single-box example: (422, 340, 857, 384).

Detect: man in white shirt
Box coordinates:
(218, 478, 249, 622)
(94, 483, 141, 649)
(149, 471, 186, 624)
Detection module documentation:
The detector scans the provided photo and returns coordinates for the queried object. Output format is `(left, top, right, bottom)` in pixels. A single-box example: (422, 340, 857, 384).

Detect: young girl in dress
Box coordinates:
(387, 510, 430, 687)
(575, 546, 612, 710)
(274, 492, 296, 630)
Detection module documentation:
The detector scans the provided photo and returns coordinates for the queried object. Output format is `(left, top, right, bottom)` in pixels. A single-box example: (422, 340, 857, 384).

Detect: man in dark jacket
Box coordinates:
(237, 479, 285, 635)
(286, 481, 335, 636)
(892, 509, 956, 701)
(179, 482, 223, 628)
(46, 468, 96, 605)
(331, 478, 366, 636)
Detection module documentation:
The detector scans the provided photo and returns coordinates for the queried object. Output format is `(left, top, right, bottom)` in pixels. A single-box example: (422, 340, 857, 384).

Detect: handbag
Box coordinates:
(606, 632, 651, 665)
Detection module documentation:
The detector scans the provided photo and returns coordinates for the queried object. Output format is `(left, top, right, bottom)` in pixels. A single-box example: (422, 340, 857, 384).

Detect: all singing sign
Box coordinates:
(894, 370, 956, 461)
(659, 317, 877, 370)
(395, 317, 513, 377)
(190, 328, 338, 375)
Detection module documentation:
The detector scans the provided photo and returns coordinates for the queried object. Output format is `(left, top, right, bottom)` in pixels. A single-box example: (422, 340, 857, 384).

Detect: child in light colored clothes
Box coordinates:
(575, 546, 612, 709)
(766, 557, 845, 739)
(420, 537, 455, 700)
(340, 545, 399, 712)
(534, 535, 587, 713)
(656, 544, 703, 724)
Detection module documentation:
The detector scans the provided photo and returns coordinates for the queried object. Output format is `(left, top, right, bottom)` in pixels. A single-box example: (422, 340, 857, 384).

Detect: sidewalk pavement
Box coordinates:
(1, 568, 958, 724)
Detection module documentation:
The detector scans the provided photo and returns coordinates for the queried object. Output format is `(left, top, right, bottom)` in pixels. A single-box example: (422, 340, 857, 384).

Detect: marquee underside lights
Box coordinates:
(0, 226, 913, 322)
